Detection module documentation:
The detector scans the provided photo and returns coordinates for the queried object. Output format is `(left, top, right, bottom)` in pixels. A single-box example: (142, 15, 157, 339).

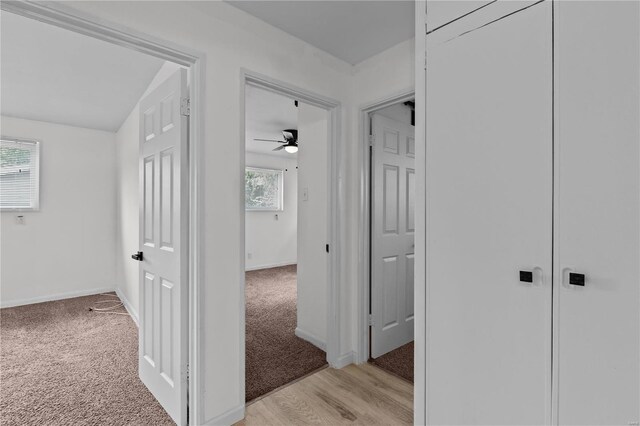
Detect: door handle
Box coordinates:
(569, 272, 585, 286)
(562, 267, 586, 288)
(131, 251, 143, 261)
(519, 266, 544, 285)
(519, 270, 534, 283)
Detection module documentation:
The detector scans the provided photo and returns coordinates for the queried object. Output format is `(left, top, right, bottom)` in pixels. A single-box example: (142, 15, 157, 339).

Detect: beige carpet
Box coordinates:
(245, 265, 327, 402)
(371, 341, 414, 383)
(0, 294, 174, 425)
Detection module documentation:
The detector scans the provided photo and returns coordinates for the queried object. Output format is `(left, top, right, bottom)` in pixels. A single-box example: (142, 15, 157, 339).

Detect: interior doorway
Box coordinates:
(240, 73, 342, 404)
(359, 94, 416, 383)
(243, 85, 328, 402)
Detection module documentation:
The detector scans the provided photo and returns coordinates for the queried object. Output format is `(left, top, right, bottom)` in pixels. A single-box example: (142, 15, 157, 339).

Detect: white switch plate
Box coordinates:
(302, 187, 309, 201)
(15, 215, 25, 225)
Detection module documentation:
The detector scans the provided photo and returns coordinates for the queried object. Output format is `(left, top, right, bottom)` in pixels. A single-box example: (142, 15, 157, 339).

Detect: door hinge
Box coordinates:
(181, 97, 191, 116)
(369, 134, 375, 147)
(368, 314, 373, 326)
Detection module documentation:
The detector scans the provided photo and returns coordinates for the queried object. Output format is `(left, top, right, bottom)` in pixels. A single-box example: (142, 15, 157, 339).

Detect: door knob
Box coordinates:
(131, 251, 143, 261)
(569, 272, 585, 286)
(519, 270, 534, 283)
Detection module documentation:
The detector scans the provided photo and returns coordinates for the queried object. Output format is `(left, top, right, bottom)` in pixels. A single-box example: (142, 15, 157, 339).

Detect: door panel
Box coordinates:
(426, 2, 552, 424)
(138, 69, 188, 425)
(371, 113, 415, 358)
(554, 2, 640, 424)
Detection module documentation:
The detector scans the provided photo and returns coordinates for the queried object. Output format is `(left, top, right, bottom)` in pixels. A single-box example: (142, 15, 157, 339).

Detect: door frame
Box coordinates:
(356, 89, 416, 365)
(239, 70, 343, 388)
(0, 2, 206, 424)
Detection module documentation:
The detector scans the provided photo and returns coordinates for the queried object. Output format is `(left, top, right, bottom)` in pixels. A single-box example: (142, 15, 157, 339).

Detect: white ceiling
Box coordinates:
(245, 85, 298, 157)
(226, 0, 414, 65)
(1, 12, 165, 132)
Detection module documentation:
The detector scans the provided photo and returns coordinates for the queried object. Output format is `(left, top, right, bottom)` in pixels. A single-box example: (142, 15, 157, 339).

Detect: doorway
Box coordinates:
(358, 93, 416, 383)
(0, 3, 204, 425)
(243, 85, 327, 401)
(240, 72, 342, 404)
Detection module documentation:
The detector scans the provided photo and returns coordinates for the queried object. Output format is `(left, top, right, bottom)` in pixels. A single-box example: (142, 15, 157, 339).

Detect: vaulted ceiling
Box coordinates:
(1, 12, 165, 132)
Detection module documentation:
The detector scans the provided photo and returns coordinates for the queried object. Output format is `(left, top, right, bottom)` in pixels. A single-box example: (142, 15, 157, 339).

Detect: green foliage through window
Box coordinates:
(245, 168, 282, 210)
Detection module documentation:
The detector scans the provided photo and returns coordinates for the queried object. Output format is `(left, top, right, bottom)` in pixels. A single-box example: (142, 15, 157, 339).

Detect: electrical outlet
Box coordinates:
(15, 215, 25, 225)
(247, 253, 252, 260)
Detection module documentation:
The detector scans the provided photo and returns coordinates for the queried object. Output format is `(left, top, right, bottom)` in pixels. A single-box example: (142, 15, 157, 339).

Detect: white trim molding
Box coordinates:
(332, 351, 355, 369)
(0, 287, 116, 309)
(115, 288, 139, 327)
(202, 405, 244, 426)
(245, 261, 297, 272)
(294, 327, 327, 351)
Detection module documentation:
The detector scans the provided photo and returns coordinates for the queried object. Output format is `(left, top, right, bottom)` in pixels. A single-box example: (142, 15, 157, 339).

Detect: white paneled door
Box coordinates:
(371, 113, 415, 358)
(426, 2, 552, 424)
(138, 69, 188, 425)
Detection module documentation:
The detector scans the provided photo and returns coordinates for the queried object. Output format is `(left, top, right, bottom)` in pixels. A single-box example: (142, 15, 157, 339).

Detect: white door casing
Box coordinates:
(371, 113, 415, 358)
(296, 102, 329, 348)
(426, 2, 552, 424)
(554, 2, 640, 424)
(138, 69, 188, 425)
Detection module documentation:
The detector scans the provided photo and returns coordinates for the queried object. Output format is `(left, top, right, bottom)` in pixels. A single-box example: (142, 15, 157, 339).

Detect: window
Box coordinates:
(245, 167, 283, 211)
(0, 138, 40, 210)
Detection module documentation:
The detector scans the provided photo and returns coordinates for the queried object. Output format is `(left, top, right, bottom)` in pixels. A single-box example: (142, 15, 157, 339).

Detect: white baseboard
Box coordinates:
(203, 404, 244, 426)
(0, 286, 116, 309)
(331, 351, 355, 369)
(295, 327, 327, 351)
(115, 287, 139, 327)
(245, 261, 296, 272)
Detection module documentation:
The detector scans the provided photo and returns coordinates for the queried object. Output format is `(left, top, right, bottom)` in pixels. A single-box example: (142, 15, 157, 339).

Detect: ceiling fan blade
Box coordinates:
(254, 138, 286, 143)
(282, 131, 294, 140)
(272, 145, 286, 151)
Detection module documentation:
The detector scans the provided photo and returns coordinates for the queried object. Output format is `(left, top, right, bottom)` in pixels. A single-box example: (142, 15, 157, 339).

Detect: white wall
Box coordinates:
(296, 102, 329, 349)
(58, 1, 413, 422)
(114, 61, 183, 323)
(245, 152, 297, 271)
(0, 116, 116, 307)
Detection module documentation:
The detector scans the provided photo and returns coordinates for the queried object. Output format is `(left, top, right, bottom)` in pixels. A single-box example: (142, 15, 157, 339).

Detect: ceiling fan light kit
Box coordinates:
(254, 128, 299, 154)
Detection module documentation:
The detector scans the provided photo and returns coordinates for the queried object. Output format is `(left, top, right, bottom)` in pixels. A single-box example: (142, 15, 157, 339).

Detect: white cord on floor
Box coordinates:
(89, 294, 129, 316)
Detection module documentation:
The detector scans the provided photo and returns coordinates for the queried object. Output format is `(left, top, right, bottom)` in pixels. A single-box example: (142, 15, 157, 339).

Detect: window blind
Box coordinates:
(0, 138, 40, 210)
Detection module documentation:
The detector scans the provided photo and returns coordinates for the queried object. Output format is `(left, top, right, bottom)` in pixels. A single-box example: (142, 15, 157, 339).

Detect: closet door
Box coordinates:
(554, 2, 640, 424)
(426, 2, 552, 424)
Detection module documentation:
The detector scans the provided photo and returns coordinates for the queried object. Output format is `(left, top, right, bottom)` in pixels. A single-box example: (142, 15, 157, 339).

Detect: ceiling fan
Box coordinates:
(254, 129, 298, 153)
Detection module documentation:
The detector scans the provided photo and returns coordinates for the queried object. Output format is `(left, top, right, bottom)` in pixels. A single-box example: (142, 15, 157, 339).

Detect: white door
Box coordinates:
(555, 2, 640, 424)
(138, 69, 188, 425)
(371, 113, 415, 358)
(426, 2, 552, 424)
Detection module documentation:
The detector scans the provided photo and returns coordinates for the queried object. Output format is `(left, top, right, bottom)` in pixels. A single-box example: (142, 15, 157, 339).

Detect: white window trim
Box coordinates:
(245, 166, 284, 212)
(0, 136, 41, 212)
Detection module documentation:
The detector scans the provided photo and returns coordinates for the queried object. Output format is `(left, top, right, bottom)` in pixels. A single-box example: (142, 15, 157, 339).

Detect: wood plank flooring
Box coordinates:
(236, 363, 413, 425)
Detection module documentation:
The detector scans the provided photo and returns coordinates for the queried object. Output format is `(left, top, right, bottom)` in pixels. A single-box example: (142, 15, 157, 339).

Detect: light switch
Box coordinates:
(302, 187, 309, 201)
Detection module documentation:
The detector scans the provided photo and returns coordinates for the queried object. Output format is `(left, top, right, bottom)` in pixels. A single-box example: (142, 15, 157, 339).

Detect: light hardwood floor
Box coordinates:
(236, 363, 413, 425)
